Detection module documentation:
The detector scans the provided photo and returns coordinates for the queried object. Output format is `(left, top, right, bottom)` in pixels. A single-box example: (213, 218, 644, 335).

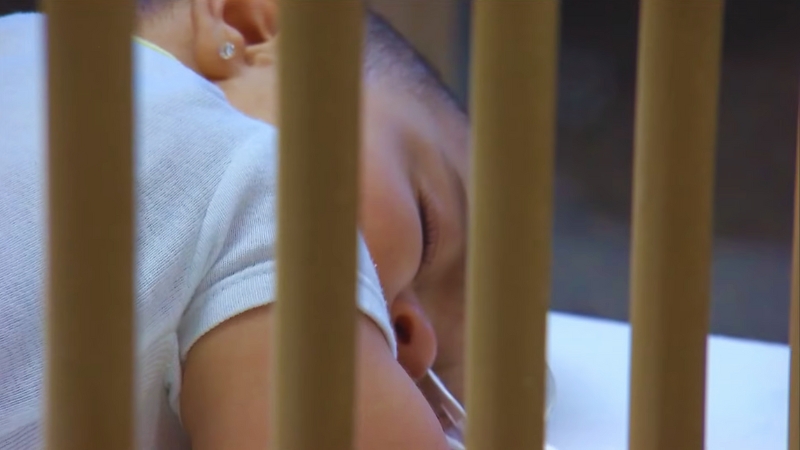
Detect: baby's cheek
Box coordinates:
(359, 166, 423, 300)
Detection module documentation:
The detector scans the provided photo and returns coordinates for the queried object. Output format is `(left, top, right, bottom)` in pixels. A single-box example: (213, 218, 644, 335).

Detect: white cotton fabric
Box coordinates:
(0, 13, 396, 449)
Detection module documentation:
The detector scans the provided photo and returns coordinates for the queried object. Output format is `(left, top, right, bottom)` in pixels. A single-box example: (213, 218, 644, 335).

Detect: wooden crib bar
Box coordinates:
(790, 124, 799, 450)
(628, 1, 725, 450)
(38, 0, 799, 449)
(273, 1, 363, 449)
(43, 0, 136, 449)
(465, 1, 559, 449)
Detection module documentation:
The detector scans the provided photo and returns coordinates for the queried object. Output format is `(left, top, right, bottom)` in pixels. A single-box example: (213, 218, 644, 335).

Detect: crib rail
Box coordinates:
(465, 1, 558, 449)
(627, 2, 724, 450)
(273, 1, 363, 449)
(43, 1, 136, 449)
(789, 117, 799, 450)
(39, 1, 797, 449)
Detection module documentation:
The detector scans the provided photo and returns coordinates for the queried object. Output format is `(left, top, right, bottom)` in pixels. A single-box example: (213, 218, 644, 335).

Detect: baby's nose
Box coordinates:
(391, 290, 438, 380)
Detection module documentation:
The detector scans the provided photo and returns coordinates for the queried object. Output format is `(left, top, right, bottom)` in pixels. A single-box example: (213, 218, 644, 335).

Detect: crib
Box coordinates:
(40, 0, 798, 449)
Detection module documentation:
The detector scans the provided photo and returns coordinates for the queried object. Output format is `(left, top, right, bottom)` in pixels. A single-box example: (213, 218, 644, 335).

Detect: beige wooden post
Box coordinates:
(465, 1, 559, 449)
(273, 1, 363, 449)
(42, 0, 136, 449)
(628, 1, 725, 450)
(789, 124, 799, 450)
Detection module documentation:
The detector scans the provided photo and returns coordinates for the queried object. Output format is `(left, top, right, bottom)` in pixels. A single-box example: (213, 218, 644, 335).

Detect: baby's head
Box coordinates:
(138, 0, 470, 400)
(358, 14, 469, 399)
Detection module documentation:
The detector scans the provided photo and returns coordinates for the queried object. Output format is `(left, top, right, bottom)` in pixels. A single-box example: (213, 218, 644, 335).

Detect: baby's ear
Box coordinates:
(190, 0, 277, 79)
(218, 0, 278, 47)
(391, 292, 438, 381)
(243, 38, 278, 67)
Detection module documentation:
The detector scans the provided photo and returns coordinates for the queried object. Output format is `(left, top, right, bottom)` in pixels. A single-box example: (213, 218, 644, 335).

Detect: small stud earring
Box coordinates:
(219, 42, 236, 60)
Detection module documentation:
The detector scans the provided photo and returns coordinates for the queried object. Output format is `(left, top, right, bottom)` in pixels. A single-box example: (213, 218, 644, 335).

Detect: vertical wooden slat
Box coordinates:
(43, 0, 136, 449)
(789, 124, 799, 450)
(273, 1, 362, 449)
(465, 1, 559, 449)
(628, 2, 725, 450)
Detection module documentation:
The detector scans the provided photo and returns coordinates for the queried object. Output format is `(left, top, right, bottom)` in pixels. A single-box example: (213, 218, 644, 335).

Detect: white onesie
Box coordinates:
(0, 12, 396, 450)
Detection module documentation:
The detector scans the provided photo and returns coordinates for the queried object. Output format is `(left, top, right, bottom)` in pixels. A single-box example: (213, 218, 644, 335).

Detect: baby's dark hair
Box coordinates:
(363, 12, 467, 117)
(138, 0, 466, 117)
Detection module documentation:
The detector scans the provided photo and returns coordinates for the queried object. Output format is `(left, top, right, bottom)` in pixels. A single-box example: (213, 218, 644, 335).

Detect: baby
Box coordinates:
(0, 1, 469, 449)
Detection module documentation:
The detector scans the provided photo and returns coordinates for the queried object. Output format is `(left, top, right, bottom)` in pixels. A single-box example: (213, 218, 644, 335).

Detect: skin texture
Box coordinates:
(138, 0, 469, 448)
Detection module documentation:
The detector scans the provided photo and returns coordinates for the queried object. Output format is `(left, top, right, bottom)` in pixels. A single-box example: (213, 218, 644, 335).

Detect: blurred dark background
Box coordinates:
(377, 0, 799, 345)
(3, 0, 797, 343)
(549, 0, 798, 345)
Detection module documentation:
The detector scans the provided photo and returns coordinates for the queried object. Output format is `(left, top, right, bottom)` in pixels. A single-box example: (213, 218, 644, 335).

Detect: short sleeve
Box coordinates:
(174, 129, 397, 390)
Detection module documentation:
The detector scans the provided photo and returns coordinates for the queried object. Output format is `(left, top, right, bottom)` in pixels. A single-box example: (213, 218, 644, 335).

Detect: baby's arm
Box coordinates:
(172, 130, 448, 449)
(180, 305, 450, 450)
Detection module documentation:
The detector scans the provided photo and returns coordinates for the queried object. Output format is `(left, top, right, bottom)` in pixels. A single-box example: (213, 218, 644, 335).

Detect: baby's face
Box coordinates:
(360, 79, 469, 400)
(219, 61, 470, 399)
